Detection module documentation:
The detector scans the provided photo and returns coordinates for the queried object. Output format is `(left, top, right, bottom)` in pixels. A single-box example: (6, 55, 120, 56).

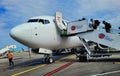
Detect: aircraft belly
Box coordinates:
(55, 36, 82, 49)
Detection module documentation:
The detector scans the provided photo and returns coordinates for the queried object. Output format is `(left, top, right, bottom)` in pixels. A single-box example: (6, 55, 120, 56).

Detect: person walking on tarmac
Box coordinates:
(102, 21, 111, 33)
(7, 51, 14, 66)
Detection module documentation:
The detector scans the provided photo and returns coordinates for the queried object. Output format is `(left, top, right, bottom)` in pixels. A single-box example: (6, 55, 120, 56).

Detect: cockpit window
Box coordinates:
(27, 19, 50, 24)
(39, 19, 44, 24)
(44, 20, 50, 24)
(28, 19, 39, 22)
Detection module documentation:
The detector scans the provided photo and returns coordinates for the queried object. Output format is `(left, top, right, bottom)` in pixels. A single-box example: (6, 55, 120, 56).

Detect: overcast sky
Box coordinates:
(0, 0, 120, 50)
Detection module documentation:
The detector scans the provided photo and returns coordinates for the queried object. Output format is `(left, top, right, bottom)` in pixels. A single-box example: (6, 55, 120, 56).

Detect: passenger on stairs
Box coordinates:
(102, 21, 111, 33)
(90, 19, 100, 30)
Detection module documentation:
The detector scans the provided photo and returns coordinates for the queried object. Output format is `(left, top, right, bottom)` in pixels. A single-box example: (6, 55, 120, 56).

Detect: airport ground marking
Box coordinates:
(11, 54, 73, 76)
(91, 70, 120, 76)
(44, 61, 74, 76)
(11, 64, 47, 76)
(114, 62, 120, 64)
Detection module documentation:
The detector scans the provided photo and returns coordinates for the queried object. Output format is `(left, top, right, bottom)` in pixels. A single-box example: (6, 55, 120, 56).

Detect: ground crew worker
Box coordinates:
(90, 19, 100, 29)
(7, 51, 14, 66)
(102, 21, 111, 33)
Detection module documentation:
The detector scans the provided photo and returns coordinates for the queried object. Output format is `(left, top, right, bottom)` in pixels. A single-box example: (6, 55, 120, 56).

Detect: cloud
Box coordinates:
(76, 0, 120, 16)
(0, 0, 120, 49)
(108, 14, 120, 28)
(0, 23, 11, 48)
(75, 0, 120, 29)
(0, 0, 55, 27)
(1, 0, 52, 16)
(0, 0, 56, 49)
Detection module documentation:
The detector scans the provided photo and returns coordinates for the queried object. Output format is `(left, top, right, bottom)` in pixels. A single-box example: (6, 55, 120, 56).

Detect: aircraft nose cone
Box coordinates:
(10, 26, 21, 40)
(10, 24, 31, 43)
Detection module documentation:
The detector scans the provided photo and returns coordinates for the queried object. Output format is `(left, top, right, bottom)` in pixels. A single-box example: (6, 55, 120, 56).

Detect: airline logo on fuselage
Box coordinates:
(98, 33, 114, 41)
(71, 26, 76, 31)
(98, 33, 105, 39)
(71, 25, 83, 31)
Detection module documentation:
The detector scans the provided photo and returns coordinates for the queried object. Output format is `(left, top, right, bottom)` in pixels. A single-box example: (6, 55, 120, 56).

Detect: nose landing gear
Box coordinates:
(44, 54, 54, 64)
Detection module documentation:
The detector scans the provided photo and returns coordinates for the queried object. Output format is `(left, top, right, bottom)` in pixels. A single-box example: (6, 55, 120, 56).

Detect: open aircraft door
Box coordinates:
(55, 12, 67, 35)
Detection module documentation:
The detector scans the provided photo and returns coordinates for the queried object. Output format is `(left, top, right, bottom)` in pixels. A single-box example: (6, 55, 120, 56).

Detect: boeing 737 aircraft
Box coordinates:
(10, 12, 84, 63)
(10, 12, 120, 63)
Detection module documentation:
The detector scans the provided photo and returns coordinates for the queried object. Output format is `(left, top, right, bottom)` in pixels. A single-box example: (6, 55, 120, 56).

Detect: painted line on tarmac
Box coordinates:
(11, 55, 73, 76)
(11, 64, 47, 76)
(91, 70, 120, 76)
(114, 62, 120, 64)
(44, 61, 74, 76)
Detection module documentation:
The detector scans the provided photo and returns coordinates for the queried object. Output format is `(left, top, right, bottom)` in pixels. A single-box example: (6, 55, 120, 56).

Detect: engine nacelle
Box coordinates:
(32, 48, 52, 54)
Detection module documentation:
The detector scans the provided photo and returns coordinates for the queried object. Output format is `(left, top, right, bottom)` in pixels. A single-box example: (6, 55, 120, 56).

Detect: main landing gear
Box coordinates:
(78, 51, 89, 62)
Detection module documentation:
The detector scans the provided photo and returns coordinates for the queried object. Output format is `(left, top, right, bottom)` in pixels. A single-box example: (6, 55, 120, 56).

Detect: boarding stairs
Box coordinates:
(55, 12, 120, 61)
(68, 20, 120, 59)
(55, 12, 120, 51)
(66, 18, 120, 51)
(69, 21, 120, 61)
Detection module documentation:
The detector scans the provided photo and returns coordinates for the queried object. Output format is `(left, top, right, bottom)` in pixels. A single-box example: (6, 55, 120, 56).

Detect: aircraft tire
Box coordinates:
(79, 54, 87, 62)
(48, 57, 54, 64)
(44, 58, 48, 62)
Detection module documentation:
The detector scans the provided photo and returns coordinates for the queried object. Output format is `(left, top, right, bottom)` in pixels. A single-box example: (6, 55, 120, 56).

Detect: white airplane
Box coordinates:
(10, 12, 83, 63)
(10, 12, 120, 63)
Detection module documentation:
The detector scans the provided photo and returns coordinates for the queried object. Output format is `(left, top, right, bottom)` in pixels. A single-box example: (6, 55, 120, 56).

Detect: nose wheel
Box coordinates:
(44, 54, 54, 63)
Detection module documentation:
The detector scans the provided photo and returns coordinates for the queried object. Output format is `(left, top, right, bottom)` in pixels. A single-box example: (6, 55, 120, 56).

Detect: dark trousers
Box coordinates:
(9, 58, 14, 66)
(105, 28, 110, 33)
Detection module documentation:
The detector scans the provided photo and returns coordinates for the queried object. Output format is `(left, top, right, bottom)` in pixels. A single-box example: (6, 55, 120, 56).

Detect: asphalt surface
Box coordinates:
(0, 52, 120, 76)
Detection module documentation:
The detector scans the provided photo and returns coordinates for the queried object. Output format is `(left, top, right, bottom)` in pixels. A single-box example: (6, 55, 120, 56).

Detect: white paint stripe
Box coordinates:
(91, 70, 120, 76)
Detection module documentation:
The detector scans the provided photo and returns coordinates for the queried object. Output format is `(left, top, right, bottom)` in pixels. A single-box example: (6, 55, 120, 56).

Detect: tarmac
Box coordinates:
(0, 52, 120, 76)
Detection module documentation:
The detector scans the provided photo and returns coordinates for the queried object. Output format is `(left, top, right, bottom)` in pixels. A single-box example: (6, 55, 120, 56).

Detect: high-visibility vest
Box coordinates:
(8, 53, 13, 59)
